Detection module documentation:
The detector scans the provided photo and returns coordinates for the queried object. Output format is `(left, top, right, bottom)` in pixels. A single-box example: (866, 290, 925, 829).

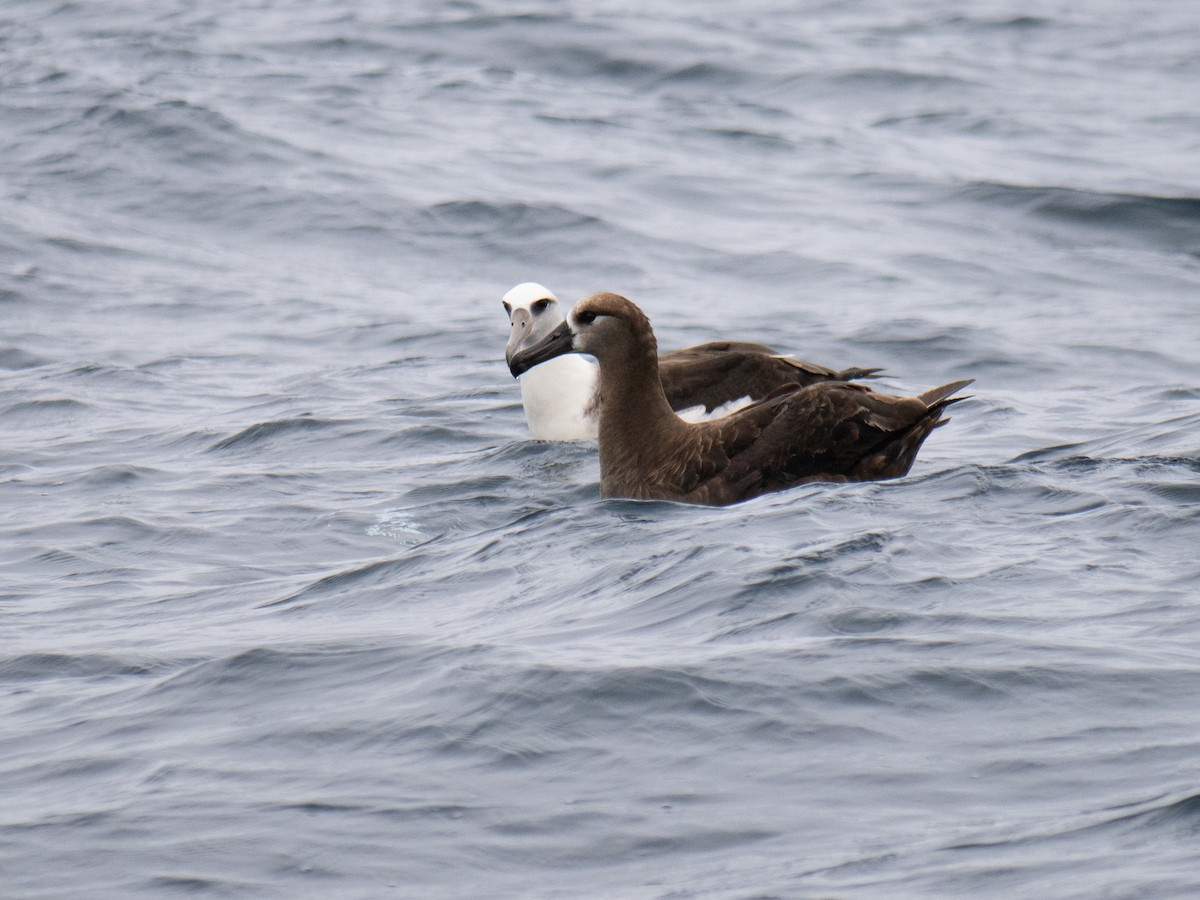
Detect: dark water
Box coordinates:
(3, 1, 1200, 896)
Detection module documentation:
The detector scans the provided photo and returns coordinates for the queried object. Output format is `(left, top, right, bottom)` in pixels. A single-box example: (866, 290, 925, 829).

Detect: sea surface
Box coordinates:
(3, 1, 1199, 897)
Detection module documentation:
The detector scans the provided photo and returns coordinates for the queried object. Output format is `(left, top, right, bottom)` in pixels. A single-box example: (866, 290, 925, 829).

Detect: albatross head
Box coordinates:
(508, 292, 656, 377)
(502, 282, 566, 371)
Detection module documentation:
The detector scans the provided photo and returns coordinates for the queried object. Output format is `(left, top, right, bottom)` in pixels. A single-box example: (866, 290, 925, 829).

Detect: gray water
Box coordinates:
(3, 1, 1200, 897)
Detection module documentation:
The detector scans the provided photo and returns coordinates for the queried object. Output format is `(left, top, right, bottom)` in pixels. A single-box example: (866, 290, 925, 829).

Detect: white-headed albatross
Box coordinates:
(502, 282, 881, 441)
(508, 292, 973, 506)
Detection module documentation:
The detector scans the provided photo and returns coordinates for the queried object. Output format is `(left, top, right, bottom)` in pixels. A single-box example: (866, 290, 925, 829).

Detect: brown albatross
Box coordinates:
(508, 292, 973, 506)
(502, 282, 879, 440)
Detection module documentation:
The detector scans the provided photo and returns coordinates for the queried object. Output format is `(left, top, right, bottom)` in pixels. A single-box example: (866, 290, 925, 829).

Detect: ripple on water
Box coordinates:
(953, 183, 1200, 254)
(208, 417, 347, 452)
(0, 347, 48, 370)
(1, 397, 92, 422)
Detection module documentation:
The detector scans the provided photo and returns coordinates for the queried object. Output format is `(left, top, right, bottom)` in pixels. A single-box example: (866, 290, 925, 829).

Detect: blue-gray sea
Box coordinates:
(3, 1, 1199, 897)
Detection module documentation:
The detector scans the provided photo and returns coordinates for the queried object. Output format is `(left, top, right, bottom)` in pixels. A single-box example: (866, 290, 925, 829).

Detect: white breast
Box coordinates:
(519, 353, 599, 441)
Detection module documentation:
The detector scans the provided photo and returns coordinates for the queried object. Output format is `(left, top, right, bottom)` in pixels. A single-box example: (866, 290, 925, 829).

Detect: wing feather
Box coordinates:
(658, 349, 881, 414)
(669, 381, 967, 504)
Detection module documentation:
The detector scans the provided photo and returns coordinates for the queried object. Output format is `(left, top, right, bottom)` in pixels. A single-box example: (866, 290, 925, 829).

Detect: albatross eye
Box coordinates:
(576, 310, 597, 325)
(502, 301, 512, 315)
(532, 299, 552, 314)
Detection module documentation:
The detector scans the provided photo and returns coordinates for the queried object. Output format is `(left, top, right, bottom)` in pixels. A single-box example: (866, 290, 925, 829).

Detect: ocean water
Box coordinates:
(3, 0, 1199, 896)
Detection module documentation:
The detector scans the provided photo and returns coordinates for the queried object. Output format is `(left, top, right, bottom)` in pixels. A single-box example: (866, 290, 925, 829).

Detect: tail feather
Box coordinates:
(837, 366, 885, 381)
(846, 379, 972, 481)
(918, 379, 974, 407)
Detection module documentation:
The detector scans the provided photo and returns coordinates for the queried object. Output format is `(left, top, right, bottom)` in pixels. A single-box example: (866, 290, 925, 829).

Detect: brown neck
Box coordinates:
(595, 339, 689, 485)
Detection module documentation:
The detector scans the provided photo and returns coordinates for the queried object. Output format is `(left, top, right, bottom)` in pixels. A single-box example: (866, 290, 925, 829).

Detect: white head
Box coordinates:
(502, 282, 567, 368)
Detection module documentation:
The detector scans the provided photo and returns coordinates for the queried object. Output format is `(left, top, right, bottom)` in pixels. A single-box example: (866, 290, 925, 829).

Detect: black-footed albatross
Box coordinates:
(508, 292, 973, 506)
(502, 281, 880, 440)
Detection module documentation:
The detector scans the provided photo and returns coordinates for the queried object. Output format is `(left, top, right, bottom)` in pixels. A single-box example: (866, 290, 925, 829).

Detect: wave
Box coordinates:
(259, 557, 422, 609)
(943, 789, 1200, 858)
(1, 397, 91, 421)
(942, 14, 1053, 30)
(0, 347, 48, 370)
(828, 67, 980, 92)
(0, 652, 162, 683)
(848, 319, 982, 354)
(952, 182, 1200, 254)
(209, 416, 347, 452)
(420, 200, 603, 239)
(768, 66, 982, 105)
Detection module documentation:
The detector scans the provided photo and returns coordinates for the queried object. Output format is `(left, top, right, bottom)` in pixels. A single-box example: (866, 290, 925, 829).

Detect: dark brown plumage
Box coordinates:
(658, 341, 881, 413)
(508, 293, 973, 506)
